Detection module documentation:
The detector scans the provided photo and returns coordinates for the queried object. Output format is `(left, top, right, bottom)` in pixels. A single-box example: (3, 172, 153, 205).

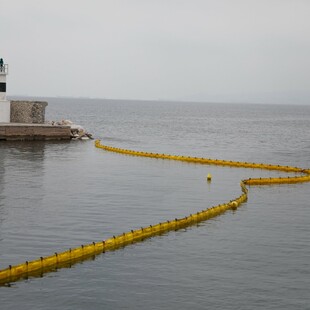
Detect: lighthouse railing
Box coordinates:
(0, 64, 8, 74)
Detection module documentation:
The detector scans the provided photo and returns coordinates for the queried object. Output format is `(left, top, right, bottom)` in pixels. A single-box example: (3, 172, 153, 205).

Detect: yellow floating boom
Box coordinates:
(0, 140, 309, 285)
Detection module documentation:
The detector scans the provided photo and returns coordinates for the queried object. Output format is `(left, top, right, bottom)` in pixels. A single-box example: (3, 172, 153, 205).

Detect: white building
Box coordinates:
(0, 61, 11, 123)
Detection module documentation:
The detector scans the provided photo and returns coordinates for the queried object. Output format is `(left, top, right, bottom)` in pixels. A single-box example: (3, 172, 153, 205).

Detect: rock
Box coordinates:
(47, 119, 93, 140)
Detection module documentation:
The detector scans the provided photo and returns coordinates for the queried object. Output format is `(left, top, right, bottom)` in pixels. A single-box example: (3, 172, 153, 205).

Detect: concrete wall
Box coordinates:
(0, 123, 71, 141)
(10, 101, 48, 124)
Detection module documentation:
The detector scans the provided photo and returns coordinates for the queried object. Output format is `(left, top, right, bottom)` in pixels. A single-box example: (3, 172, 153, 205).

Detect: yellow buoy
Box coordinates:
(230, 201, 238, 210)
(207, 173, 212, 182)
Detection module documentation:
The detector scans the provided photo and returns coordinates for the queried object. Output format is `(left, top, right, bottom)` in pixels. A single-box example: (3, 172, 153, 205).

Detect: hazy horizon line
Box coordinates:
(7, 94, 310, 107)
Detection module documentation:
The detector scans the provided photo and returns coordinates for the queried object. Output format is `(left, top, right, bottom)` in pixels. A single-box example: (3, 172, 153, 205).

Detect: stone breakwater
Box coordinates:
(10, 101, 48, 124)
(1, 101, 92, 141)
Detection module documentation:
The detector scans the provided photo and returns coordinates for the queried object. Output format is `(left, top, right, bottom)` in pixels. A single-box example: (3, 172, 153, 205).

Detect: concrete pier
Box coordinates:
(0, 123, 71, 141)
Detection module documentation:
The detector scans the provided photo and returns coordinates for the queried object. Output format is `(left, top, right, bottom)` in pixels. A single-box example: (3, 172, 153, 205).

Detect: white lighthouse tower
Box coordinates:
(0, 59, 11, 123)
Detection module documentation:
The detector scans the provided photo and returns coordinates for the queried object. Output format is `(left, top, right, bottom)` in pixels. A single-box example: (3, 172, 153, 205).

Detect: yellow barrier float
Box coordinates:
(0, 140, 309, 285)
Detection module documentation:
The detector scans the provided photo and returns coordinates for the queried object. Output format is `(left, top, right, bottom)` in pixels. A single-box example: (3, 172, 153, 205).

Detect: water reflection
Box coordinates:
(0, 150, 5, 226)
(0, 141, 46, 236)
(1, 140, 46, 162)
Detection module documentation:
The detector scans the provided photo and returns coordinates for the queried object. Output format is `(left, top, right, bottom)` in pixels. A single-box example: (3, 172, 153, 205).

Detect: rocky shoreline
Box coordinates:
(47, 120, 93, 140)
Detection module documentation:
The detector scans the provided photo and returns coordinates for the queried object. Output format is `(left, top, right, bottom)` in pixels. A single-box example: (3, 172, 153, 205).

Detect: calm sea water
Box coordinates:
(0, 98, 309, 310)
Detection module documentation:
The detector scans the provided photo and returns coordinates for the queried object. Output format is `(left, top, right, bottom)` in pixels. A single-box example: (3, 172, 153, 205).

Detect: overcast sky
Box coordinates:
(1, 0, 310, 104)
